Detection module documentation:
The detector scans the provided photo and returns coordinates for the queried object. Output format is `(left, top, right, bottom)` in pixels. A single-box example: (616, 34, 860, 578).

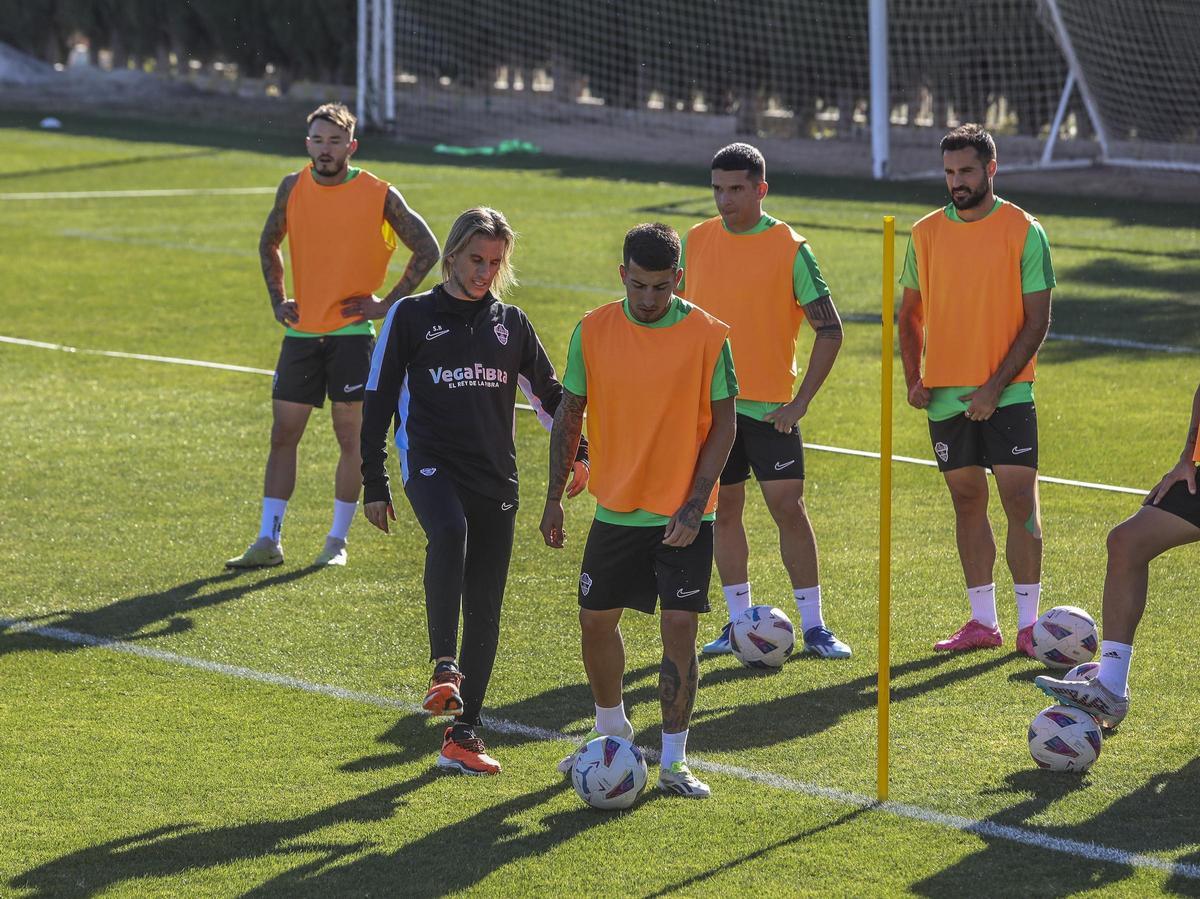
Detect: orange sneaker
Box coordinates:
(423, 666, 465, 717)
(437, 727, 501, 776)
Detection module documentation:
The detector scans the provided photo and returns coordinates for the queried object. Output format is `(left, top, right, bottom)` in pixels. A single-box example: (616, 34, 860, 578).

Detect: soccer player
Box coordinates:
(361, 207, 588, 776)
(1035, 379, 1200, 728)
(680, 143, 850, 660)
(541, 223, 737, 799)
(226, 103, 439, 570)
(897, 124, 1055, 655)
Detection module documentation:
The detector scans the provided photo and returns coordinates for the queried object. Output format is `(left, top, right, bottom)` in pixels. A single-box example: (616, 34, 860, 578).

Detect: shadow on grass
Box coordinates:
(0, 146, 223, 181)
(342, 661, 662, 772)
(684, 650, 1015, 754)
(642, 806, 870, 898)
(10, 712, 611, 898)
(911, 757, 1200, 897)
(0, 565, 321, 657)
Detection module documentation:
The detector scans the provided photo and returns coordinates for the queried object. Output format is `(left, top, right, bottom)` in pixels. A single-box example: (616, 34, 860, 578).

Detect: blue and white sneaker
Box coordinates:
(701, 621, 734, 654)
(803, 626, 852, 659)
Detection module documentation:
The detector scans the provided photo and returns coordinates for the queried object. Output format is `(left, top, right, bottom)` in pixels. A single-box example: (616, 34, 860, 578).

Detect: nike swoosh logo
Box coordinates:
(501, 502, 514, 510)
(676, 588, 700, 598)
(425, 328, 449, 340)
(735, 590, 749, 596)
(774, 460, 795, 470)
(343, 383, 364, 393)
(1016, 591, 1029, 597)
(1012, 447, 1033, 455)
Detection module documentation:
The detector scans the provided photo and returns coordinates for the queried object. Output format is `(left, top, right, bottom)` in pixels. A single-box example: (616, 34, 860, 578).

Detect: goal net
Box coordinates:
(357, 0, 1199, 178)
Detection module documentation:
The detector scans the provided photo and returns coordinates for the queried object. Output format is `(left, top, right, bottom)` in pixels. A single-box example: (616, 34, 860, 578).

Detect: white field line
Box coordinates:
(0, 187, 279, 201)
(0, 334, 1149, 496)
(2, 616, 1197, 882)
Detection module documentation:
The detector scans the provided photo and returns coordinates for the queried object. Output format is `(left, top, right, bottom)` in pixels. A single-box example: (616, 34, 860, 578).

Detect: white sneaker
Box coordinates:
(314, 537, 347, 567)
(658, 761, 711, 799)
(225, 537, 283, 569)
(556, 721, 635, 775)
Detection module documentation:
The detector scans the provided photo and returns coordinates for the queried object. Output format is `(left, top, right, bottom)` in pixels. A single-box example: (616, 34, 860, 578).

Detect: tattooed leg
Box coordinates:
(660, 610, 699, 733)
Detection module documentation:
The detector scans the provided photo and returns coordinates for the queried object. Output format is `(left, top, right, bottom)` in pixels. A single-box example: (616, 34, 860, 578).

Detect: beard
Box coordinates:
(951, 182, 989, 210)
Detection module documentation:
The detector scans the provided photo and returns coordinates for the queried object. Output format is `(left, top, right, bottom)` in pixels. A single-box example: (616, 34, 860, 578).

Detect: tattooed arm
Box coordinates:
(341, 185, 441, 321)
(260, 174, 299, 326)
(764, 293, 844, 434)
(540, 390, 587, 548)
(663, 395, 736, 547)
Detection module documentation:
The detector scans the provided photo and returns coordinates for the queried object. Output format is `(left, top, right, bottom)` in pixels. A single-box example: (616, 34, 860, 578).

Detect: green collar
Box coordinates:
(722, 213, 777, 235)
(945, 196, 1003, 223)
(309, 165, 361, 185)
(621, 295, 689, 328)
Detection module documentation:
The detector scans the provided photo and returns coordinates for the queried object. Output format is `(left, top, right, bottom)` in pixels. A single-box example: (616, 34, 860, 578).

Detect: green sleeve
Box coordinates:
(677, 232, 688, 294)
(1021, 221, 1056, 293)
(899, 237, 920, 290)
(793, 242, 830, 305)
(562, 322, 587, 396)
(710, 339, 738, 400)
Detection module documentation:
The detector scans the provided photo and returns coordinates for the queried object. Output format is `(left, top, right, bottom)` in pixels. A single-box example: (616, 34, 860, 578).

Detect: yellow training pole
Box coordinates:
(878, 215, 895, 803)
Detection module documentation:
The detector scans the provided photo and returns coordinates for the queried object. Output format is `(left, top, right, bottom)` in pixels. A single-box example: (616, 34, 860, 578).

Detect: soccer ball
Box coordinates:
(729, 605, 796, 668)
(571, 735, 648, 810)
(1028, 704, 1103, 772)
(1031, 606, 1099, 669)
(1064, 661, 1101, 682)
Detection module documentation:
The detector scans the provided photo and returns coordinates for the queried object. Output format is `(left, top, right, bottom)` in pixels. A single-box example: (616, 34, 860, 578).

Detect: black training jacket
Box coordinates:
(361, 285, 584, 506)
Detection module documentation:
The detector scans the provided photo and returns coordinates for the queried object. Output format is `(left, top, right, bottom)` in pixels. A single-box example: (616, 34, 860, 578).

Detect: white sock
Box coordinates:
(1097, 640, 1133, 695)
(723, 582, 751, 621)
(968, 583, 998, 628)
(258, 497, 287, 543)
(329, 499, 358, 541)
(1014, 583, 1041, 629)
(595, 702, 630, 736)
(794, 585, 825, 632)
(660, 729, 688, 769)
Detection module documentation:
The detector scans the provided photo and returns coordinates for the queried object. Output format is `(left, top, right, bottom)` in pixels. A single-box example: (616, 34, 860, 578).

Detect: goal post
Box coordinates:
(356, 0, 1199, 178)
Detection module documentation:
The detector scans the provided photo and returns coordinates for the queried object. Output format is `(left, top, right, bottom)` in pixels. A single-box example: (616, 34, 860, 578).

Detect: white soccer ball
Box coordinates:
(571, 735, 648, 810)
(1064, 661, 1101, 682)
(729, 605, 796, 669)
(1031, 606, 1099, 669)
(1028, 704, 1103, 772)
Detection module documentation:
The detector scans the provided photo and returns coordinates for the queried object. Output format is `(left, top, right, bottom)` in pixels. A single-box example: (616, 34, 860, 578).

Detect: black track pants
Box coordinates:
(404, 466, 516, 727)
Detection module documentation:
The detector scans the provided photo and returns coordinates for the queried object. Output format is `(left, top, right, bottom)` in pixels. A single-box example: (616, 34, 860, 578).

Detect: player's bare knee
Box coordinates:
(268, 422, 304, 450)
(660, 610, 698, 648)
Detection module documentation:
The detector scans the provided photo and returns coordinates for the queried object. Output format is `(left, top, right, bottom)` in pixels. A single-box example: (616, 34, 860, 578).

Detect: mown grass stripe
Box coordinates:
(3, 615, 1197, 882)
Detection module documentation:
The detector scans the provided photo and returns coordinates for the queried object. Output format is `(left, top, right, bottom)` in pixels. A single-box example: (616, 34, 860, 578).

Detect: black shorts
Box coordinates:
(720, 413, 805, 485)
(1146, 467, 1200, 529)
(928, 402, 1038, 472)
(272, 334, 374, 407)
(578, 520, 713, 614)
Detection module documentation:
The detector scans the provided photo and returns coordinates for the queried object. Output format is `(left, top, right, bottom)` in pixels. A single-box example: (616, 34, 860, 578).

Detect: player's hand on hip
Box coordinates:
(540, 500, 566, 548)
(341, 294, 388, 321)
(273, 300, 300, 326)
(566, 461, 589, 498)
(907, 378, 931, 410)
(364, 501, 395, 533)
(765, 398, 806, 434)
(1148, 459, 1197, 505)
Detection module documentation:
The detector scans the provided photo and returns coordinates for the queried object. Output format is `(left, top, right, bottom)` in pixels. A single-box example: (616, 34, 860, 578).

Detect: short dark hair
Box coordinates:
(940, 123, 995, 165)
(623, 223, 680, 271)
(307, 102, 356, 138)
(712, 142, 766, 181)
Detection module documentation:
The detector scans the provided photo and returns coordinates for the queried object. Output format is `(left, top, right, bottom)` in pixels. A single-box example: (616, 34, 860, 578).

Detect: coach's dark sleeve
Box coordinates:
(516, 311, 588, 465)
(361, 304, 411, 505)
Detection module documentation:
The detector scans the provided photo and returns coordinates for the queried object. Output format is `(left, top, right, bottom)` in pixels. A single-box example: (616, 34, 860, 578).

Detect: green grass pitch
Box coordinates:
(0, 109, 1198, 897)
